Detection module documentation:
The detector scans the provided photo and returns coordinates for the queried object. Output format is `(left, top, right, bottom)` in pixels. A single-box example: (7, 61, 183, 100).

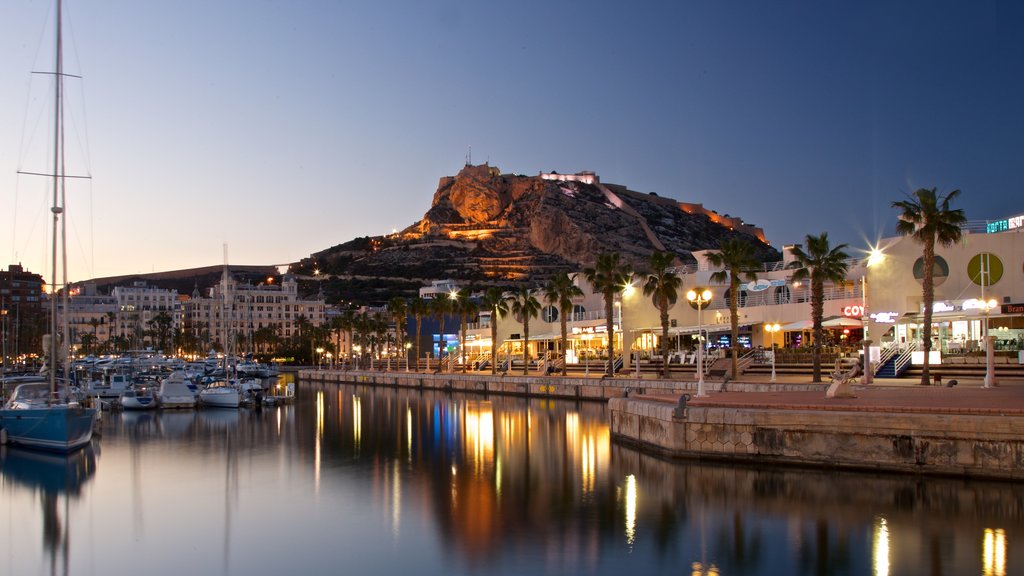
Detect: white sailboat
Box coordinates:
(0, 0, 99, 452)
(199, 248, 242, 409)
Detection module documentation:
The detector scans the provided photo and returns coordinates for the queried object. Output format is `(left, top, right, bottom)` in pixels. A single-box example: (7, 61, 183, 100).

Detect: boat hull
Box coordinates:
(0, 405, 97, 453)
(199, 388, 240, 409)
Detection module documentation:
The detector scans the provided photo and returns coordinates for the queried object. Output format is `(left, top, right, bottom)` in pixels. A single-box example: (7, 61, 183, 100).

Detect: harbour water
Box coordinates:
(1, 375, 1021, 576)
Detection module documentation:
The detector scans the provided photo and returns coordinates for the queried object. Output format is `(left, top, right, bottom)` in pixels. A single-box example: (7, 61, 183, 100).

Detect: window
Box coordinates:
(542, 305, 559, 323)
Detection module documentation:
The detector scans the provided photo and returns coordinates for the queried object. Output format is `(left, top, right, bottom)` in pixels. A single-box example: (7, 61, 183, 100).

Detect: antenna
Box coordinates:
(466, 146, 472, 166)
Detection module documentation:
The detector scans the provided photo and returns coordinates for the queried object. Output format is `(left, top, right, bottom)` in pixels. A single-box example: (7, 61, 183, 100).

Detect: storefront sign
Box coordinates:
(746, 279, 771, 292)
(987, 213, 1024, 233)
(842, 305, 865, 317)
(931, 302, 955, 313)
(869, 312, 899, 323)
(962, 298, 996, 311)
(1004, 303, 1024, 314)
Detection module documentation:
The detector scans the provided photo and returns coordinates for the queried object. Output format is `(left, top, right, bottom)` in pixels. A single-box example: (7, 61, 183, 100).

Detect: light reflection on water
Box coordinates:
(0, 375, 1020, 576)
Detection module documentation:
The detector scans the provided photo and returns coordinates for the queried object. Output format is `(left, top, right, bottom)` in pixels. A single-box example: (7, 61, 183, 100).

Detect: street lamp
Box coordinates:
(983, 298, 999, 388)
(316, 347, 324, 370)
(765, 323, 780, 383)
(687, 288, 713, 397)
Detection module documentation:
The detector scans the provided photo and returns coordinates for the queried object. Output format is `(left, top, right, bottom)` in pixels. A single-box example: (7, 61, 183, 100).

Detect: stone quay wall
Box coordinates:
(608, 397, 1024, 480)
(297, 369, 827, 401)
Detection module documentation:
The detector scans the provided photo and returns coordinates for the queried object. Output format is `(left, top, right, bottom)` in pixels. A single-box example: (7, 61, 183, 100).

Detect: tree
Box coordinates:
(479, 287, 510, 374)
(430, 295, 452, 370)
(893, 188, 966, 385)
(147, 311, 174, 352)
(707, 238, 761, 378)
(584, 253, 633, 377)
(642, 251, 682, 379)
(451, 288, 479, 373)
(787, 233, 851, 383)
(543, 273, 583, 376)
(409, 297, 429, 372)
(508, 287, 541, 375)
(387, 297, 408, 368)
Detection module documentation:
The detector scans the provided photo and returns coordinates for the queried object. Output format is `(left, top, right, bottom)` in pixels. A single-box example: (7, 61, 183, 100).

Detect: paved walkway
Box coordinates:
(636, 375, 1024, 416)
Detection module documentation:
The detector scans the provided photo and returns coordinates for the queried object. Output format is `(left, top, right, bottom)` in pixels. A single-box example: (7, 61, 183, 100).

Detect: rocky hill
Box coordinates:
(300, 164, 779, 298)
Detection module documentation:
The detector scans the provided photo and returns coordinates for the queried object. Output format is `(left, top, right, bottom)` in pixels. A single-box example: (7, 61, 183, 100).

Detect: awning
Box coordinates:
(822, 317, 862, 328)
(781, 320, 814, 331)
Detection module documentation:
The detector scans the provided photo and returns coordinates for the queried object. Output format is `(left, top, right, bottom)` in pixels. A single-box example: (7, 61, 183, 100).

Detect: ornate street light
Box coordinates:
(983, 297, 999, 388)
(687, 288, 713, 397)
(765, 323, 781, 382)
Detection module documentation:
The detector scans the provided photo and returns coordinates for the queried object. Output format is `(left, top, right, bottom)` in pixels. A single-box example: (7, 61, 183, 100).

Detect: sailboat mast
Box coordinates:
(49, 0, 65, 396)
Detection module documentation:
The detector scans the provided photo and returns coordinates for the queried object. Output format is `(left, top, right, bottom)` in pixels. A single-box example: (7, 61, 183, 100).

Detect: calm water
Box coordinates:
(1, 376, 1021, 576)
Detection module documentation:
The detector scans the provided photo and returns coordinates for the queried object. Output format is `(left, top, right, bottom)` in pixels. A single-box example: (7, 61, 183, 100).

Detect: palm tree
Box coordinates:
(543, 273, 583, 376)
(893, 187, 966, 385)
(707, 238, 761, 378)
(409, 297, 429, 372)
(642, 251, 682, 379)
(387, 296, 408, 369)
(584, 253, 633, 377)
(508, 287, 541, 375)
(451, 287, 479, 372)
(787, 233, 851, 383)
(430, 295, 452, 370)
(479, 287, 510, 374)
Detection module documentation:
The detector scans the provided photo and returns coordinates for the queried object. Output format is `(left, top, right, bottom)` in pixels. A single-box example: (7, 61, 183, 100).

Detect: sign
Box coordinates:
(1004, 303, 1024, 314)
(988, 213, 1024, 233)
(842, 305, 865, 317)
(869, 312, 899, 324)
(770, 279, 788, 287)
(931, 302, 955, 313)
(746, 279, 771, 292)
(962, 298, 996, 311)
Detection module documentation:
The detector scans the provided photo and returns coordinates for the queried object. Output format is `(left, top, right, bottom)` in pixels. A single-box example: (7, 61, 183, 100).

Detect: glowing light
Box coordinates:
(867, 248, 885, 267)
(873, 516, 890, 576)
(353, 394, 362, 450)
(624, 474, 637, 546)
(983, 528, 1006, 576)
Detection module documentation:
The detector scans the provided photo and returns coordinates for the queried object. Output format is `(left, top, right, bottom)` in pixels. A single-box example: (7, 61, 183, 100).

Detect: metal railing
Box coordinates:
(891, 340, 919, 377)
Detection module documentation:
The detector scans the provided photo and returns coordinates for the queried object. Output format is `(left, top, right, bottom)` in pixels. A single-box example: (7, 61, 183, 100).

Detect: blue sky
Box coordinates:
(2, 0, 1022, 281)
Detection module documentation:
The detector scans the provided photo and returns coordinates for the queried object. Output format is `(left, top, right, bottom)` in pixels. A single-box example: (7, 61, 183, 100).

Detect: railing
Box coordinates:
(892, 340, 919, 377)
(873, 341, 901, 374)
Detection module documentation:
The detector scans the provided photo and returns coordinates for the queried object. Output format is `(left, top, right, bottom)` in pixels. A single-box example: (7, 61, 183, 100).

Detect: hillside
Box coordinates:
(298, 164, 779, 300)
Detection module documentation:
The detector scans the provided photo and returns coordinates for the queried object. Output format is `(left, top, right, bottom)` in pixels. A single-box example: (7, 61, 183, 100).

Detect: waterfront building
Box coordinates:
(0, 264, 46, 366)
(184, 272, 325, 354)
(463, 215, 1024, 373)
(111, 282, 183, 351)
(61, 282, 117, 354)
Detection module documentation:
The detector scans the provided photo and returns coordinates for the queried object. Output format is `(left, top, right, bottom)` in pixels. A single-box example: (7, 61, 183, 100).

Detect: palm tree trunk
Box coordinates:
(921, 237, 935, 385)
(730, 278, 740, 378)
(660, 304, 670, 379)
(560, 316, 569, 377)
(523, 319, 530, 376)
(811, 280, 824, 383)
(605, 293, 615, 377)
(490, 318, 498, 375)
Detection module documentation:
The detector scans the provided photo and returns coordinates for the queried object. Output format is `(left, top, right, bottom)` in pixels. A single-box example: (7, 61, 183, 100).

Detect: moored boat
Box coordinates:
(158, 371, 197, 409)
(120, 386, 158, 410)
(198, 379, 241, 409)
(0, 382, 97, 452)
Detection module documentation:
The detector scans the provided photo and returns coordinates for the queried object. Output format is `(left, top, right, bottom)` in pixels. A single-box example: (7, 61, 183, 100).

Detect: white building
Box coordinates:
(184, 273, 325, 353)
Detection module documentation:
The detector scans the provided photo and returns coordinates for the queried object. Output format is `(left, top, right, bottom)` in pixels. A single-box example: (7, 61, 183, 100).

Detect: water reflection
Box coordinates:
(1, 378, 1021, 576)
(0, 444, 97, 576)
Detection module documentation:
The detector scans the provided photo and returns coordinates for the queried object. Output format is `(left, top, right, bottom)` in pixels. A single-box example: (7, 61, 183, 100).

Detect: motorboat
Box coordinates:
(198, 379, 241, 409)
(120, 385, 158, 410)
(158, 371, 197, 409)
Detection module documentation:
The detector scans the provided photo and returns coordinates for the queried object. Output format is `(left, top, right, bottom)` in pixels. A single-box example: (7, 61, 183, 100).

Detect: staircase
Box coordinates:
(875, 341, 917, 377)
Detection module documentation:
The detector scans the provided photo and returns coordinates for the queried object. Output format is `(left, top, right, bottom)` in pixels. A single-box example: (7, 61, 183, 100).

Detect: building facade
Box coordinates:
(184, 273, 325, 355)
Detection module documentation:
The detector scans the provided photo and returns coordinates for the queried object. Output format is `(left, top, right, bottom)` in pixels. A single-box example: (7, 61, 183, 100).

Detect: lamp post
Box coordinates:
(316, 347, 324, 370)
(687, 288, 713, 397)
(984, 298, 998, 388)
(765, 323, 780, 383)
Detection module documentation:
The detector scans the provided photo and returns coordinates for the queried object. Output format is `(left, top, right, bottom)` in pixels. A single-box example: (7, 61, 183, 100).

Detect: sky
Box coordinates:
(2, 0, 1023, 283)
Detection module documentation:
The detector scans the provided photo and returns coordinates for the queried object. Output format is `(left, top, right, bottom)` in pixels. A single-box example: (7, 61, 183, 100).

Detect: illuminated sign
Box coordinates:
(869, 312, 899, 323)
(962, 298, 997, 311)
(842, 305, 865, 317)
(746, 279, 771, 292)
(931, 302, 955, 313)
(1004, 303, 1024, 314)
(987, 213, 1024, 233)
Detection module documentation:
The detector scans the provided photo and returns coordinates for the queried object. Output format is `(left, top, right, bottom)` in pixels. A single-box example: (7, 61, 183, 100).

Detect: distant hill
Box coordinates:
(298, 164, 780, 299)
(85, 264, 281, 296)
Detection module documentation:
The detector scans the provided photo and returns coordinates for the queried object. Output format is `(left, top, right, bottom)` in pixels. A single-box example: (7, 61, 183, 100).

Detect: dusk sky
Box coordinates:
(2, 1, 1022, 282)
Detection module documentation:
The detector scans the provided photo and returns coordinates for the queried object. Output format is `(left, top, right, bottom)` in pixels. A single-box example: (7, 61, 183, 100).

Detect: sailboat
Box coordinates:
(198, 247, 242, 409)
(0, 0, 99, 452)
